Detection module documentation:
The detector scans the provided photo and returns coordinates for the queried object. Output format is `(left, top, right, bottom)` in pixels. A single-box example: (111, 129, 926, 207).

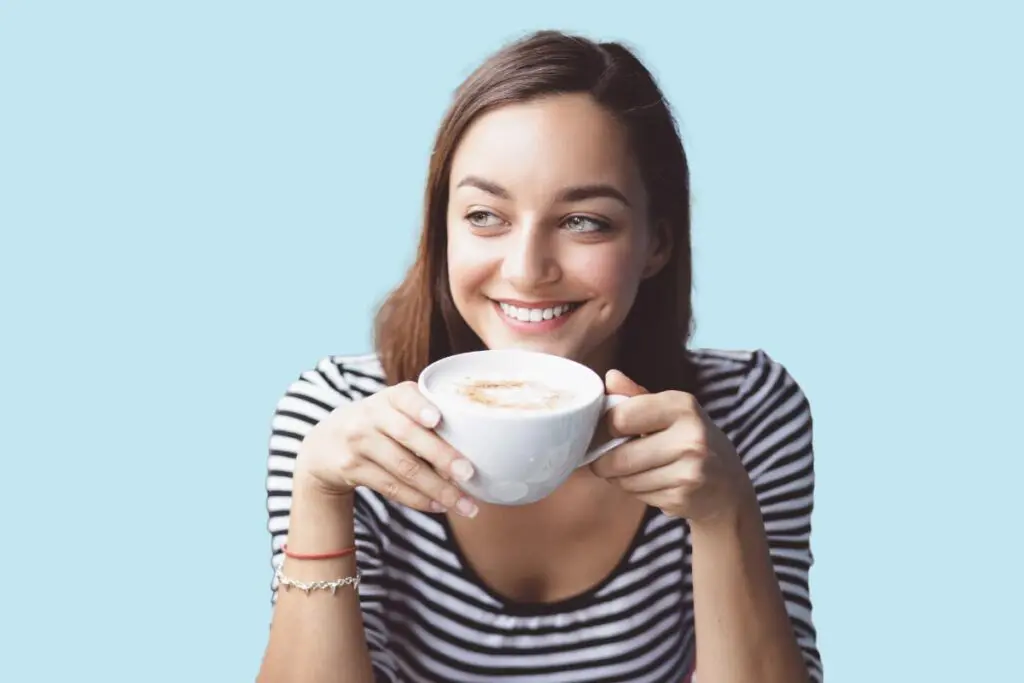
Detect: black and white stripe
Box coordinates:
(266, 349, 823, 682)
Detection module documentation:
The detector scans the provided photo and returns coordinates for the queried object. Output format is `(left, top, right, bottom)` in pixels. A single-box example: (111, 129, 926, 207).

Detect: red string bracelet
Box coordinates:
(282, 544, 357, 560)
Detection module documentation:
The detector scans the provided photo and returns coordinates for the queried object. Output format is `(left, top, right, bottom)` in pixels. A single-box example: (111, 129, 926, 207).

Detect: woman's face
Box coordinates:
(446, 93, 670, 371)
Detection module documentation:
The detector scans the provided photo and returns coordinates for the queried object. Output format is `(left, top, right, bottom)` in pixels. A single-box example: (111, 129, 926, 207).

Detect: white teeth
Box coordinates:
(498, 302, 578, 323)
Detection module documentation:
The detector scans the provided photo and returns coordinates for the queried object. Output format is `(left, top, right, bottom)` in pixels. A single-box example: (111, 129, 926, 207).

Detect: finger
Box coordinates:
(351, 458, 438, 513)
(634, 486, 697, 515)
(383, 383, 475, 482)
(608, 452, 705, 493)
(589, 431, 680, 479)
(605, 369, 648, 397)
(386, 381, 444, 429)
(604, 393, 688, 439)
(361, 429, 469, 512)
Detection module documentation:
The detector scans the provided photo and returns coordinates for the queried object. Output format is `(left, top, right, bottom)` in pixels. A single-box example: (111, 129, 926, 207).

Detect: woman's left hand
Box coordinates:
(590, 369, 756, 524)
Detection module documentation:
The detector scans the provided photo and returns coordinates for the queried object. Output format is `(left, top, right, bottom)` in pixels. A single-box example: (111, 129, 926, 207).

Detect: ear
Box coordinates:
(641, 218, 673, 279)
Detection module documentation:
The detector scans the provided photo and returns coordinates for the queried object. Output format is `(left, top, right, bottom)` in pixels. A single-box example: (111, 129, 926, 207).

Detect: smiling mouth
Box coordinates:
(495, 300, 582, 323)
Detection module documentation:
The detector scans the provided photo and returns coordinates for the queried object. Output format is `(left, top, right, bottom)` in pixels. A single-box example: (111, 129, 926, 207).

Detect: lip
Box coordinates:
(491, 299, 581, 334)
(490, 298, 582, 308)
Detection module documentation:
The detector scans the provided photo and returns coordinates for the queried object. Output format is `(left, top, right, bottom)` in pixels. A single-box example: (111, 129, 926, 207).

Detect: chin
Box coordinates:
(463, 299, 617, 366)
(495, 337, 582, 358)
(476, 326, 604, 365)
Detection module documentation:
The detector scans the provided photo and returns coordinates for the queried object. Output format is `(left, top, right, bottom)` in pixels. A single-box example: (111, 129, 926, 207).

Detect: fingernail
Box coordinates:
(451, 460, 474, 482)
(430, 501, 447, 513)
(419, 407, 440, 427)
(456, 498, 478, 518)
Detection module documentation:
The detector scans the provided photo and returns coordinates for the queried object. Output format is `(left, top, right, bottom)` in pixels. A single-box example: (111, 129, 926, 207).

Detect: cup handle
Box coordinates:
(578, 393, 633, 468)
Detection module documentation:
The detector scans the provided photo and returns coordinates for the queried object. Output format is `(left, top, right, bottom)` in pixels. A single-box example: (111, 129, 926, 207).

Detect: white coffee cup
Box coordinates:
(417, 349, 631, 505)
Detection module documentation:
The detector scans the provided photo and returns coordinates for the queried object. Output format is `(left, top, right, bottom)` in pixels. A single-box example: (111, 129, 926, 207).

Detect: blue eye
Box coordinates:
(466, 211, 504, 228)
(563, 215, 610, 233)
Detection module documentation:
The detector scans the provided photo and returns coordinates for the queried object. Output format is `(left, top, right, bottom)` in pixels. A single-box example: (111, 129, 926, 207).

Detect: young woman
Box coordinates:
(258, 30, 822, 683)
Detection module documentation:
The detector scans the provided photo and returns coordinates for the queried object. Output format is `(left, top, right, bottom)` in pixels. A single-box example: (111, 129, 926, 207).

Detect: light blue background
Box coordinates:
(2, 1, 1021, 681)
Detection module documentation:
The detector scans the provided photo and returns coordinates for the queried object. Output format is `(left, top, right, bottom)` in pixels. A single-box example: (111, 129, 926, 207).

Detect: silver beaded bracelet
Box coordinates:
(275, 565, 362, 596)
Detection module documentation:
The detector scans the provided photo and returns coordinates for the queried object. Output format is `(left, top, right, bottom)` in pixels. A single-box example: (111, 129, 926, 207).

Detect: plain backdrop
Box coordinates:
(1, 1, 1021, 681)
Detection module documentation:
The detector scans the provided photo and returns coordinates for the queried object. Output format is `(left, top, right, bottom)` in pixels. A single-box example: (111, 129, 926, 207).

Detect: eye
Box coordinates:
(465, 210, 505, 229)
(563, 215, 610, 234)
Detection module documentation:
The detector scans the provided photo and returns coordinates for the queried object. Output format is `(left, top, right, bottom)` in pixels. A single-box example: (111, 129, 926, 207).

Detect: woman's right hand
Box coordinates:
(294, 381, 480, 518)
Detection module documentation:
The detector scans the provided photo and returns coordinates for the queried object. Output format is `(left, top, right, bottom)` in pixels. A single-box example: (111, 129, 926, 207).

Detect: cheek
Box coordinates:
(570, 246, 644, 303)
(446, 227, 494, 306)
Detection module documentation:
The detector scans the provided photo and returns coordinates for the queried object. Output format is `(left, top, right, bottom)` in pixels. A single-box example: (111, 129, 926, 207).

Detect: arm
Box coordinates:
(257, 363, 399, 683)
(690, 491, 814, 683)
(258, 483, 379, 683)
(691, 351, 822, 682)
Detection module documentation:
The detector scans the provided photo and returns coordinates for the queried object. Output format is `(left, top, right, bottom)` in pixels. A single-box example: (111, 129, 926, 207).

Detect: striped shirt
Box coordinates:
(266, 348, 823, 682)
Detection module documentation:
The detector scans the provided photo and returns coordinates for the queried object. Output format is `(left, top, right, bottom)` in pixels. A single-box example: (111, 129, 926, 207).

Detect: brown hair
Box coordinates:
(373, 30, 697, 394)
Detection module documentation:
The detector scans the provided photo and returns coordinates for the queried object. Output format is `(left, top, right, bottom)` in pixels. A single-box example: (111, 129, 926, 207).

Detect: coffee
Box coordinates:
(418, 349, 633, 505)
(434, 374, 576, 411)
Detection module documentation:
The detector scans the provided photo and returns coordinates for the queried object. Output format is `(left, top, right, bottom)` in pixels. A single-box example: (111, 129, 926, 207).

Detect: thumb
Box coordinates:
(605, 369, 648, 397)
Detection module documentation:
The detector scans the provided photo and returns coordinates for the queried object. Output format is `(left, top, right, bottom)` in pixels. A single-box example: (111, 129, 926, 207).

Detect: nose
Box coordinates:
(499, 223, 561, 290)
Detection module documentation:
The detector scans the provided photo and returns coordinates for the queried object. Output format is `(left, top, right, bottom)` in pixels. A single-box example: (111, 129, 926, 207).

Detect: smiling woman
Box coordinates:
(258, 30, 822, 683)
(371, 36, 696, 398)
(441, 93, 665, 370)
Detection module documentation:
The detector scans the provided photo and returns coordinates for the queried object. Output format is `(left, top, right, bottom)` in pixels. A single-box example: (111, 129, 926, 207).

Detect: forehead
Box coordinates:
(449, 93, 643, 200)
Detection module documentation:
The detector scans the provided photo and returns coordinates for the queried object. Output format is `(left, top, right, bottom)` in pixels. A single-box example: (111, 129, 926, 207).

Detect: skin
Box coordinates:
(439, 92, 751, 570)
(445, 92, 669, 372)
(440, 93, 670, 600)
(440, 94, 807, 681)
(258, 93, 810, 683)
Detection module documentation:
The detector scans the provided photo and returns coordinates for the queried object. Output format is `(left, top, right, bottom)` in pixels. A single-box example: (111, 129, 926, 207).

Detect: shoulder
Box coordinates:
(688, 347, 812, 435)
(268, 353, 399, 521)
(269, 352, 388, 460)
(292, 352, 388, 400)
(273, 352, 387, 416)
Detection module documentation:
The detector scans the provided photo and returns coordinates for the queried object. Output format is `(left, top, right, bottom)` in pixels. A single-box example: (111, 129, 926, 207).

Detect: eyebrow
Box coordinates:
(455, 175, 632, 208)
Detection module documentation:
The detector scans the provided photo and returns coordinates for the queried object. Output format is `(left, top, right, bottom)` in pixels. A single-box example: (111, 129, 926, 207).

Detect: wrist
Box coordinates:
(689, 478, 760, 540)
(287, 473, 358, 548)
(293, 469, 356, 509)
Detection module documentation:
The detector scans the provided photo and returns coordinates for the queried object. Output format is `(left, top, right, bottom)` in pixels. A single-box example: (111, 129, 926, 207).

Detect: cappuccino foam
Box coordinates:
(434, 373, 577, 412)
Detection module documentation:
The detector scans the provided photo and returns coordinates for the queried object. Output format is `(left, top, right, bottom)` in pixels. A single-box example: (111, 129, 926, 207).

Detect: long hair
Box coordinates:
(374, 30, 696, 394)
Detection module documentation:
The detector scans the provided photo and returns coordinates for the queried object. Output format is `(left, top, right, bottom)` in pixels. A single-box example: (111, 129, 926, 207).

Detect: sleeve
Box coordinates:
(265, 357, 401, 683)
(728, 350, 824, 682)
